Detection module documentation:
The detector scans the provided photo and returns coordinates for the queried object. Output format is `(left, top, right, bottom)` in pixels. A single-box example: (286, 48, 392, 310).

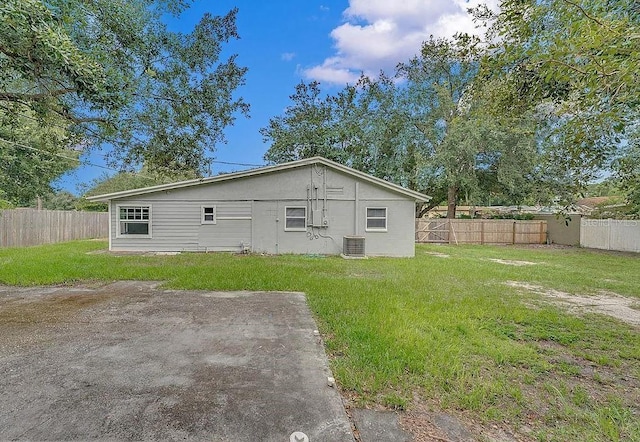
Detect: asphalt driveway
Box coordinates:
(0, 281, 354, 441)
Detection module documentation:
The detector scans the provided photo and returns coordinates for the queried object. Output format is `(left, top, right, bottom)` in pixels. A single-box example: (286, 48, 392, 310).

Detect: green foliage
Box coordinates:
(39, 191, 78, 210)
(487, 213, 535, 220)
(0, 189, 14, 209)
(76, 169, 183, 211)
(613, 137, 640, 217)
(83, 171, 165, 196)
(262, 36, 561, 217)
(0, 105, 79, 206)
(398, 36, 551, 217)
(0, 0, 249, 176)
(474, 0, 640, 205)
(261, 81, 338, 163)
(585, 179, 624, 198)
(261, 75, 427, 192)
(490, 0, 638, 120)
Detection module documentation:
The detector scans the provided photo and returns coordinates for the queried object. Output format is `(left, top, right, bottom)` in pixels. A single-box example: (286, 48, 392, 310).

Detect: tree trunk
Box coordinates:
(446, 185, 458, 219)
(416, 200, 439, 218)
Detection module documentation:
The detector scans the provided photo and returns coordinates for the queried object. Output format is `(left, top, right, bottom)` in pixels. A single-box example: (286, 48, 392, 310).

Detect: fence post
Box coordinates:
(512, 221, 516, 244)
(539, 221, 545, 244)
(481, 221, 484, 245)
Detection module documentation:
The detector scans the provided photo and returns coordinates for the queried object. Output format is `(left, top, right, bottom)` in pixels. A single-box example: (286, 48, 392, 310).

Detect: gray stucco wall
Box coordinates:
(108, 164, 417, 257)
(533, 214, 581, 246)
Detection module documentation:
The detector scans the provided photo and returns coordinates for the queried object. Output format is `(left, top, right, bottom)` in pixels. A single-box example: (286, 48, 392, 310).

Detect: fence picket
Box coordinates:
(0, 209, 108, 248)
(416, 219, 548, 245)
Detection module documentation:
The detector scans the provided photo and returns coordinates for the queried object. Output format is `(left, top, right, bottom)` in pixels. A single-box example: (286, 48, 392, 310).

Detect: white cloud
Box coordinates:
(303, 0, 499, 85)
(303, 59, 361, 85)
(281, 52, 296, 61)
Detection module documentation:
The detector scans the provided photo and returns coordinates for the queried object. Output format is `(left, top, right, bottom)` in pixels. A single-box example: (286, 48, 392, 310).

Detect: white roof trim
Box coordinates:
(86, 156, 431, 202)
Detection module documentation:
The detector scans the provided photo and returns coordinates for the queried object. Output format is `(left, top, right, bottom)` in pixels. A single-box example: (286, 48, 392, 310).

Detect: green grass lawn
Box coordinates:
(1, 241, 639, 441)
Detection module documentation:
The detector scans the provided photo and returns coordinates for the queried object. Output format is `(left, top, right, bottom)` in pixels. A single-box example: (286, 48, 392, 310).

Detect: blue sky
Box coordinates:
(57, 0, 492, 194)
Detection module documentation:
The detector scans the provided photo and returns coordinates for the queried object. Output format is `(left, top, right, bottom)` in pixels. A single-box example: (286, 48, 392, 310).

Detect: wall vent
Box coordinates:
(343, 236, 365, 257)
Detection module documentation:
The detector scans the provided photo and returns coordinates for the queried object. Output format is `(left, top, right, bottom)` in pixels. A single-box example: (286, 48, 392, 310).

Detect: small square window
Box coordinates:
(366, 207, 387, 231)
(285, 207, 307, 231)
(201, 206, 216, 224)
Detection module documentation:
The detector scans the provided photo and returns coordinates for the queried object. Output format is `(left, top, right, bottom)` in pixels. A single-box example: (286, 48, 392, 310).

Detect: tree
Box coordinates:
(474, 0, 640, 198)
(0, 105, 79, 206)
(261, 36, 563, 218)
(261, 76, 427, 195)
(612, 131, 640, 217)
(40, 191, 78, 210)
(0, 0, 249, 176)
(262, 58, 542, 217)
(0, 189, 13, 209)
(346, 74, 426, 190)
(76, 168, 190, 211)
(261, 81, 341, 164)
(398, 36, 547, 217)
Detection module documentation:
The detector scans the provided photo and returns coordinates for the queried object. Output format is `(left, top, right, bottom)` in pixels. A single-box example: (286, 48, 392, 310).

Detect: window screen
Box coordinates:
(285, 207, 306, 230)
(366, 207, 387, 231)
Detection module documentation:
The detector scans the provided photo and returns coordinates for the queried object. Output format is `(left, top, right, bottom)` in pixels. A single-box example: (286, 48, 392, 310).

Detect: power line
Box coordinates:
(0, 104, 267, 169)
(0, 103, 113, 162)
(212, 159, 264, 167)
(0, 136, 156, 179)
(0, 135, 264, 185)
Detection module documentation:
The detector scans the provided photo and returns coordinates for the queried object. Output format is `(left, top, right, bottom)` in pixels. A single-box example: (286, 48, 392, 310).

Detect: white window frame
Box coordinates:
(116, 204, 152, 238)
(365, 207, 387, 232)
(201, 205, 217, 224)
(284, 206, 307, 231)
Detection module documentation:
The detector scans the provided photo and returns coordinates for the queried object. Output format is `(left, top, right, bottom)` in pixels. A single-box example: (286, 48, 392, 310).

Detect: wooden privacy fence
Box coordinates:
(416, 219, 547, 245)
(0, 208, 108, 248)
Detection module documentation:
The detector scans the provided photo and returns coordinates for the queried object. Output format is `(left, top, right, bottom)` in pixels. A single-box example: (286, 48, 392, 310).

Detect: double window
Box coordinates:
(285, 207, 307, 231)
(118, 206, 151, 237)
(366, 207, 387, 231)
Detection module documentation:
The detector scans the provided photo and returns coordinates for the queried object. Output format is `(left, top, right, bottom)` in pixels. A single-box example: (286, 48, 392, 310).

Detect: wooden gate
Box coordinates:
(415, 220, 450, 243)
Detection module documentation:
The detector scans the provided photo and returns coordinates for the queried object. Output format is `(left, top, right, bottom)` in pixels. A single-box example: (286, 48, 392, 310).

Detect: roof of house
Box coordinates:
(574, 196, 616, 208)
(87, 156, 432, 203)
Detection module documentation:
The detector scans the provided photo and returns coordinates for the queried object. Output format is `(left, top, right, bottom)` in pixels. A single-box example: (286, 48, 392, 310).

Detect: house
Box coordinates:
(87, 157, 431, 257)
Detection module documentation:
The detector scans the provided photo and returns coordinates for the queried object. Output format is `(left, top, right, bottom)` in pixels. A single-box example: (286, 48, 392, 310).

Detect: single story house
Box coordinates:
(87, 156, 431, 257)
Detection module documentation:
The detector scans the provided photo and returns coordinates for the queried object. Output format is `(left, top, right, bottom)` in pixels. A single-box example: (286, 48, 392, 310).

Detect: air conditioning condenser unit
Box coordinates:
(343, 236, 365, 257)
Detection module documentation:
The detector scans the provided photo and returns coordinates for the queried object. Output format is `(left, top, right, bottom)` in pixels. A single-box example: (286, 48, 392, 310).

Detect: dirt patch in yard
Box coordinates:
(425, 252, 451, 258)
(506, 281, 640, 327)
(488, 259, 539, 266)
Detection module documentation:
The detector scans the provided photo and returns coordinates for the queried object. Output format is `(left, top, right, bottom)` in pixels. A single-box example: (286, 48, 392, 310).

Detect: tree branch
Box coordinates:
(0, 44, 20, 59)
(0, 88, 78, 102)
(132, 92, 182, 103)
(53, 107, 110, 125)
(541, 59, 589, 76)
(560, 0, 609, 29)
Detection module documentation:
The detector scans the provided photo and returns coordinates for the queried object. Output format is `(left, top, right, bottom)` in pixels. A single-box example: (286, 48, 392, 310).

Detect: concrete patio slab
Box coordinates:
(0, 282, 354, 441)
